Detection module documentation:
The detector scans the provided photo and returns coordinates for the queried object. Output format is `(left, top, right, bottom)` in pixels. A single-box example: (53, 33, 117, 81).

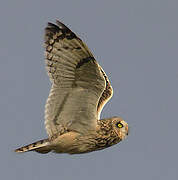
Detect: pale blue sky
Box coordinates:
(0, 0, 178, 179)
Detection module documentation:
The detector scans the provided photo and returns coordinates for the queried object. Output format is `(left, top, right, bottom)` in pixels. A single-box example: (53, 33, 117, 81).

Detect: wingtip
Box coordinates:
(47, 22, 59, 29)
(46, 20, 70, 32)
(56, 20, 72, 32)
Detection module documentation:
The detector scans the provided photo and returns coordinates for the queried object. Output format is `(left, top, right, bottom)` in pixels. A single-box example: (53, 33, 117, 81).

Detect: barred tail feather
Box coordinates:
(14, 138, 51, 154)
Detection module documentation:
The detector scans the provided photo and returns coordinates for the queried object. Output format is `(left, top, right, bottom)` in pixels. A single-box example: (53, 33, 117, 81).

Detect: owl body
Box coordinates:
(15, 21, 129, 155)
(50, 117, 127, 154)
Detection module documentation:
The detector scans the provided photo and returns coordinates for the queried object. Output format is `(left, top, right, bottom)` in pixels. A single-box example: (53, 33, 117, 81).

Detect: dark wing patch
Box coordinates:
(76, 57, 95, 69)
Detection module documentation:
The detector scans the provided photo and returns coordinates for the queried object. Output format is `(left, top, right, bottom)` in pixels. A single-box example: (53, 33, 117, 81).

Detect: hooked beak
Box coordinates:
(126, 125, 129, 136)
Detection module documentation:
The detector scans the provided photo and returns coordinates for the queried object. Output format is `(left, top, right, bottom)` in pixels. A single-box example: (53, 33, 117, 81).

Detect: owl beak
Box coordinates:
(126, 125, 129, 136)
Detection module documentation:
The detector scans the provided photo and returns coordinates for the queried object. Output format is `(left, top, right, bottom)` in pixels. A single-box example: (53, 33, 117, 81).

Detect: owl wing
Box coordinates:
(44, 20, 106, 137)
(97, 66, 113, 119)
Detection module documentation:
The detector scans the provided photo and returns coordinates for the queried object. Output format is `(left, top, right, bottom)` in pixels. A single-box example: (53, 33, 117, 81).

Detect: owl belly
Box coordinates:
(50, 131, 118, 154)
(50, 131, 98, 154)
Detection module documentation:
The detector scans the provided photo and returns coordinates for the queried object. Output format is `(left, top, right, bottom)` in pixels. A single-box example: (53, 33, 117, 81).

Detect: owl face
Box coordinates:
(112, 117, 129, 140)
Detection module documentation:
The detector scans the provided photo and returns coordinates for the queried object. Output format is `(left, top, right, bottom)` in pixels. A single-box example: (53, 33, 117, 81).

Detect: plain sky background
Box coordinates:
(0, 0, 178, 179)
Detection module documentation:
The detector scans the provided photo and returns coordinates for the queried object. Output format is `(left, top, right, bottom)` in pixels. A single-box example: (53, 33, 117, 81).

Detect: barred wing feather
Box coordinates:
(44, 21, 112, 137)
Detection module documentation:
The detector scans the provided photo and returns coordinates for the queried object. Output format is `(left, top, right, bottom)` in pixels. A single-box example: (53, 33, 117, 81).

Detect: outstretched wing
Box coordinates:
(44, 20, 106, 137)
(97, 66, 113, 119)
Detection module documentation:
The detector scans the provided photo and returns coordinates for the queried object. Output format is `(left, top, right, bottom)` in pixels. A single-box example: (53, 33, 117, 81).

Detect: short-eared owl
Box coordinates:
(15, 20, 128, 154)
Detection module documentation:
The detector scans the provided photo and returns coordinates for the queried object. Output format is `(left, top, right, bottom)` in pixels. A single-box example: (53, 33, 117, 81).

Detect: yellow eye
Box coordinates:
(116, 122, 123, 128)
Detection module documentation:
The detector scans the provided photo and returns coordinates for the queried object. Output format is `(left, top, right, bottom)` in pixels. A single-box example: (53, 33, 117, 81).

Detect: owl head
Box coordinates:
(112, 117, 129, 140)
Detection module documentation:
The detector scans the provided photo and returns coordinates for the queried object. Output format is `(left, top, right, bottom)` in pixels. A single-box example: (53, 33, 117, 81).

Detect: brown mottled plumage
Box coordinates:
(15, 20, 129, 154)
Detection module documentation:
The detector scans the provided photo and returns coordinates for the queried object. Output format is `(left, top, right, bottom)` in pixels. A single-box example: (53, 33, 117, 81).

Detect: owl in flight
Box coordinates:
(15, 20, 129, 154)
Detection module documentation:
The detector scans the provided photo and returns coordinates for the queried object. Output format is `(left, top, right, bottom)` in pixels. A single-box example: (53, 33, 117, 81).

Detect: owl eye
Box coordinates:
(116, 122, 123, 128)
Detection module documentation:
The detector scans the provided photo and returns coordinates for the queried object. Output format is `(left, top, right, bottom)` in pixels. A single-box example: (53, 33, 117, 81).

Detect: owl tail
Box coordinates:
(14, 138, 51, 154)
